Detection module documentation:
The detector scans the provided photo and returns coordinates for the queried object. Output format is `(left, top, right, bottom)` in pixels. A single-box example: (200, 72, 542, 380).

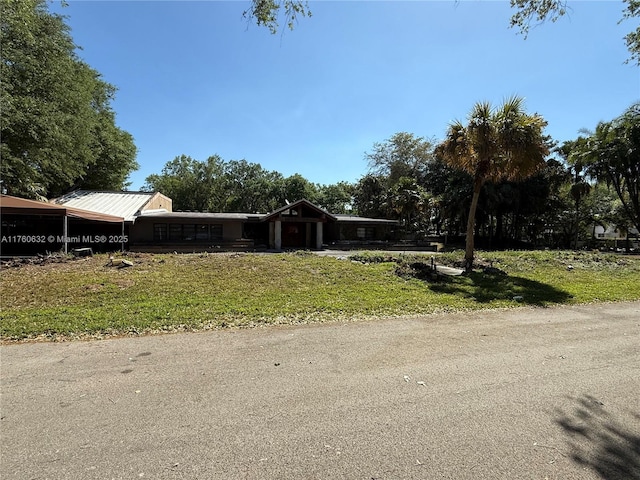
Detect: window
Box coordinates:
(210, 224, 223, 241)
(356, 226, 375, 240)
(195, 224, 209, 241)
(153, 224, 167, 241)
(182, 224, 196, 241)
(156, 223, 224, 242)
(169, 224, 182, 241)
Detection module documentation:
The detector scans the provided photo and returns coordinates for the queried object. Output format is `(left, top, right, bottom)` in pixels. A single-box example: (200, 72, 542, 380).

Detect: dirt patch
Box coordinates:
(0, 252, 157, 271)
(1, 253, 77, 269)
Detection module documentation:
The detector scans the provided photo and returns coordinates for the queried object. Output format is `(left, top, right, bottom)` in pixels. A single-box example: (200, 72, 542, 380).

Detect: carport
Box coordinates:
(1, 195, 125, 255)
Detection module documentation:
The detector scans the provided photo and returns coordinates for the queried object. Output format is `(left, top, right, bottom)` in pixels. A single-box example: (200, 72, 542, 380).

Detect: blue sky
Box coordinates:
(50, 1, 639, 190)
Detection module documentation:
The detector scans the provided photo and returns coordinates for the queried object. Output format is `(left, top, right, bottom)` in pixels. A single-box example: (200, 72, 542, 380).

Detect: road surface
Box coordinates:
(2, 302, 639, 479)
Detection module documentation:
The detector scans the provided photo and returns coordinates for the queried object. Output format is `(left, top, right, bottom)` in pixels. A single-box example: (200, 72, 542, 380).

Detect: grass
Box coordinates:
(1, 250, 639, 341)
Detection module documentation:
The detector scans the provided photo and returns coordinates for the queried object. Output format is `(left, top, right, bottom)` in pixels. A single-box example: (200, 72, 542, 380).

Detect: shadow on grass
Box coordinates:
(555, 395, 640, 480)
(425, 271, 573, 306)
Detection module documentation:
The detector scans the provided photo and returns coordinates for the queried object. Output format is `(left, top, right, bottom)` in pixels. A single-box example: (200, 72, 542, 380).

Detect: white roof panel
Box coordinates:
(52, 191, 155, 222)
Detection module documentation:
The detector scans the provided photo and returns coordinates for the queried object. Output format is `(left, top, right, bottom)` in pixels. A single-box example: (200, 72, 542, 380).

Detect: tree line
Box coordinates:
(142, 155, 354, 215)
(144, 101, 639, 268)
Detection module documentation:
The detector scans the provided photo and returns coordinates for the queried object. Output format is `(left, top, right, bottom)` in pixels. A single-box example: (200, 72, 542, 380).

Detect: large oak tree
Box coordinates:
(1, 0, 138, 199)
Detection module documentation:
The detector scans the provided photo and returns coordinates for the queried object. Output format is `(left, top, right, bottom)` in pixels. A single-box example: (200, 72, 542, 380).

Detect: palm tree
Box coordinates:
(576, 103, 640, 235)
(436, 96, 549, 271)
(570, 181, 592, 248)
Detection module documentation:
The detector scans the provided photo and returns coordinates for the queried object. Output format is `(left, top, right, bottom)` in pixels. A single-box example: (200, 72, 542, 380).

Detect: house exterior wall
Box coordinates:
(142, 193, 173, 213)
(594, 224, 640, 240)
(3, 194, 403, 255)
(130, 215, 399, 252)
(127, 216, 270, 255)
(325, 222, 397, 244)
(130, 218, 244, 244)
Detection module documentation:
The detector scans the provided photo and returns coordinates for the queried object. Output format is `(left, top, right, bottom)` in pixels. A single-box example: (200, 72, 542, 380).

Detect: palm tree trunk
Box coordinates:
(574, 199, 580, 250)
(465, 177, 484, 272)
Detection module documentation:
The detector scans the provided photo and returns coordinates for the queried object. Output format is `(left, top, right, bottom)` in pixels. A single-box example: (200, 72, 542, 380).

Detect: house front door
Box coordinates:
(281, 223, 306, 248)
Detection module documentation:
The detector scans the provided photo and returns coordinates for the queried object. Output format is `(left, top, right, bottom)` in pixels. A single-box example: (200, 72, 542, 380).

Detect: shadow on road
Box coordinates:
(555, 395, 640, 480)
(426, 271, 573, 306)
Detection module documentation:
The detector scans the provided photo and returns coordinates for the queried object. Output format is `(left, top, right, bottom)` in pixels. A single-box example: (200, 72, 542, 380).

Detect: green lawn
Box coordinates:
(1, 250, 639, 341)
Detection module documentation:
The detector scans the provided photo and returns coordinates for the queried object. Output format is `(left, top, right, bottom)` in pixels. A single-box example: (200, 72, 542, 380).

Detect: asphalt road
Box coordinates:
(2, 302, 639, 480)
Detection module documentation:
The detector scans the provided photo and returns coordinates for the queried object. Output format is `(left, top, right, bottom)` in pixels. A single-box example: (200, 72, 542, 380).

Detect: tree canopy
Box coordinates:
(144, 155, 330, 214)
(143, 155, 228, 212)
(366, 132, 434, 187)
(0, 0, 138, 199)
(569, 103, 640, 233)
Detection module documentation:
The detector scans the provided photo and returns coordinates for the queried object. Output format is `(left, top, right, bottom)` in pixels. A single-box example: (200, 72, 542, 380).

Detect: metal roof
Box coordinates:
(51, 191, 156, 222)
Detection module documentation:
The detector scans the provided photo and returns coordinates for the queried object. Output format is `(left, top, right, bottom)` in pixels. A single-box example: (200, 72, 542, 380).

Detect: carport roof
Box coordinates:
(0, 195, 124, 223)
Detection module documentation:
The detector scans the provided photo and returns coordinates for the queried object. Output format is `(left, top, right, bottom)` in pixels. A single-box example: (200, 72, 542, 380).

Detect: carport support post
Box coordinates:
(274, 220, 282, 251)
(316, 221, 323, 250)
(121, 221, 125, 252)
(63, 215, 68, 254)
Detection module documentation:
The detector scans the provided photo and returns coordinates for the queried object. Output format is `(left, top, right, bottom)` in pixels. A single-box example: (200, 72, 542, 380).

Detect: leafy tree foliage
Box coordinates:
(355, 133, 436, 234)
(353, 174, 391, 219)
(145, 155, 352, 215)
(223, 159, 285, 213)
(144, 155, 227, 212)
(243, 0, 311, 34)
(390, 177, 432, 233)
(570, 103, 640, 233)
(77, 105, 138, 192)
(436, 97, 549, 270)
(366, 132, 434, 187)
(0, 0, 138, 198)
(510, 0, 640, 64)
(283, 173, 318, 204)
(422, 157, 473, 236)
(316, 182, 354, 214)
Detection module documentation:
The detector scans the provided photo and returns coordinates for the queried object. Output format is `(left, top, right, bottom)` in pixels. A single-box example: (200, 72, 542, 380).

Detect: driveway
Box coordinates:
(2, 302, 639, 479)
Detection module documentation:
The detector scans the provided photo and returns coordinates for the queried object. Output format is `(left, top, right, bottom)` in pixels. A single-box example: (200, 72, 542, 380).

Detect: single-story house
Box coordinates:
(130, 198, 399, 252)
(2, 193, 399, 255)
